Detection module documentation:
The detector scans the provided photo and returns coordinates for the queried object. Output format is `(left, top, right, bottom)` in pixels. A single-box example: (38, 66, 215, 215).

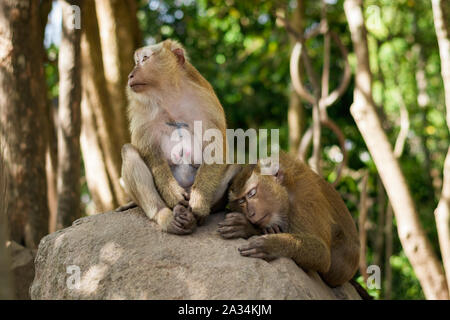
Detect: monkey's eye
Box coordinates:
(142, 55, 149, 62)
(238, 198, 245, 205)
(247, 188, 257, 198)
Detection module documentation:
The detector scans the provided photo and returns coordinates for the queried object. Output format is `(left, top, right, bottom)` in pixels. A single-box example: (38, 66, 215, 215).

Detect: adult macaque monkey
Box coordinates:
(120, 39, 237, 235)
(218, 152, 360, 287)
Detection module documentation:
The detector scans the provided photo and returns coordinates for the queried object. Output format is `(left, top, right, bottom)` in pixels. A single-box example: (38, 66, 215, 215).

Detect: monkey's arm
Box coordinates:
(239, 233, 331, 274)
(143, 149, 187, 208)
(189, 163, 227, 219)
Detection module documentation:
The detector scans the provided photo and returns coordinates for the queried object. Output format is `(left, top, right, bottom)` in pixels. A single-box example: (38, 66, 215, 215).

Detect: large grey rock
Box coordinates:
(7, 241, 36, 300)
(31, 208, 361, 300)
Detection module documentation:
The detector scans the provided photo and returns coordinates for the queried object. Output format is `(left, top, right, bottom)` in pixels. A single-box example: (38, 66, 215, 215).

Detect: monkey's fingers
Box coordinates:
(176, 213, 190, 223)
(218, 226, 240, 234)
(178, 199, 190, 207)
(173, 220, 185, 229)
(176, 213, 196, 229)
(273, 225, 282, 233)
(167, 221, 194, 235)
(173, 204, 190, 216)
(238, 247, 263, 257)
(225, 212, 245, 219)
(218, 217, 244, 227)
(219, 231, 243, 239)
(263, 227, 276, 234)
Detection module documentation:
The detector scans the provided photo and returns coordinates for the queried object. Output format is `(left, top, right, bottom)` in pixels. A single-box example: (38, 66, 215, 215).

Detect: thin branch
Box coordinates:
(359, 170, 369, 283)
(321, 31, 352, 108)
(297, 119, 348, 186)
(321, 32, 331, 108)
(322, 118, 348, 186)
(298, 126, 313, 162)
(289, 42, 316, 105)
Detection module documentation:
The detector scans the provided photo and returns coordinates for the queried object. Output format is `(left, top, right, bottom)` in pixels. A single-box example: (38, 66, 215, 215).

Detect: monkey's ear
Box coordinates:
(273, 167, 284, 183)
(172, 48, 185, 65)
(259, 158, 284, 183)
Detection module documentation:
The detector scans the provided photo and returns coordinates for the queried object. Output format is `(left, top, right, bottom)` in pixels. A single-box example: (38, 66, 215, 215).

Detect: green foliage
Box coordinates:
(391, 253, 425, 299)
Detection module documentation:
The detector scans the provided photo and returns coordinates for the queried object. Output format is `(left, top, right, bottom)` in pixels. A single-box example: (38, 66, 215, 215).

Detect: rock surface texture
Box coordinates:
(31, 208, 361, 300)
(8, 241, 36, 299)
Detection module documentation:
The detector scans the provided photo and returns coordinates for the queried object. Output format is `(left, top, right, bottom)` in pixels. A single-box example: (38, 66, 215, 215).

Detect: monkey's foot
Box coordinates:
(218, 212, 260, 239)
(166, 204, 196, 235)
(115, 201, 138, 212)
(238, 236, 276, 262)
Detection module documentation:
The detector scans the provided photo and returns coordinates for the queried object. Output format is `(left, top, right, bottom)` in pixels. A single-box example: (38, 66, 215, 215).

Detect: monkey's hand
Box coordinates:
(218, 212, 261, 239)
(166, 201, 197, 235)
(238, 236, 277, 262)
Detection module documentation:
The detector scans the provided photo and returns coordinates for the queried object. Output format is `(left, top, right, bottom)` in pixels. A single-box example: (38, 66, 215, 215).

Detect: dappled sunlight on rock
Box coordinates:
(99, 242, 123, 265)
(79, 264, 108, 295)
(31, 209, 361, 300)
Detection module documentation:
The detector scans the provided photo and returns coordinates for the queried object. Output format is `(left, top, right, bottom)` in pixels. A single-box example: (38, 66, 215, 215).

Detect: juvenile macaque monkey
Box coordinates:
(218, 152, 360, 287)
(120, 39, 237, 234)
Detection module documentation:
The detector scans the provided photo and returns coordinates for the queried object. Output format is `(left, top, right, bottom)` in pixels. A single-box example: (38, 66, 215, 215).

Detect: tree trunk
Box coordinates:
(56, 0, 83, 229)
(81, 1, 127, 211)
(46, 102, 58, 232)
(0, 0, 50, 248)
(344, 0, 449, 299)
(95, 0, 140, 148)
(288, 0, 305, 153)
(413, 40, 436, 196)
(432, 0, 450, 293)
(358, 171, 369, 282)
(38, 0, 59, 233)
(384, 203, 393, 300)
(0, 143, 14, 299)
(80, 100, 116, 212)
(373, 176, 385, 268)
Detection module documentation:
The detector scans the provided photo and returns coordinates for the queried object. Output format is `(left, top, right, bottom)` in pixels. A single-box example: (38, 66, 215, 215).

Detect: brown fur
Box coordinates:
(219, 152, 360, 287)
(120, 39, 235, 234)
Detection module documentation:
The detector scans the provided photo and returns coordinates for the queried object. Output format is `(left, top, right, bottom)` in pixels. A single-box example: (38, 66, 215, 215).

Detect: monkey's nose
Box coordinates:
(128, 73, 134, 79)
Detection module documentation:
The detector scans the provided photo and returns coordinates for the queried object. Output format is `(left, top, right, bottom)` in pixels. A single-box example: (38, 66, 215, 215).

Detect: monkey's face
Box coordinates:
(128, 41, 185, 94)
(230, 170, 289, 230)
(128, 45, 165, 93)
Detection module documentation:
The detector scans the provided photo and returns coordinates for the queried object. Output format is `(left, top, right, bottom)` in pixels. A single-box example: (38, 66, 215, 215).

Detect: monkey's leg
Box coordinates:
(239, 233, 331, 274)
(189, 163, 228, 221)
(141, 145, 188, 208)
(121, 144, 195, 234)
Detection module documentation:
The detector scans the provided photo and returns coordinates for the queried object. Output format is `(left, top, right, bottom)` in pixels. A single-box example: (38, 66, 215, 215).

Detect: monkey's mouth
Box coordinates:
(129, 82, 148, 92)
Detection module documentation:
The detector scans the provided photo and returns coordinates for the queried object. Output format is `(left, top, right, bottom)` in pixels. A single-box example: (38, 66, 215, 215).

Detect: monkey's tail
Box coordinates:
(349, 279, 373, 300)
